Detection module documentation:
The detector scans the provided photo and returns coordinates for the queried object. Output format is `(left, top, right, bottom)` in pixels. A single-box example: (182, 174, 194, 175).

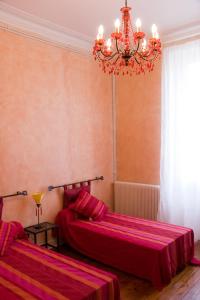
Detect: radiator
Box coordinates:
(114, 181, 160, 220)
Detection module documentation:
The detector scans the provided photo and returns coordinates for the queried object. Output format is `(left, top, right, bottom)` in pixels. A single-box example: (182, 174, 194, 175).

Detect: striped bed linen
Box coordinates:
(0, 239, 120, 300)
(57, 209, 195, 289)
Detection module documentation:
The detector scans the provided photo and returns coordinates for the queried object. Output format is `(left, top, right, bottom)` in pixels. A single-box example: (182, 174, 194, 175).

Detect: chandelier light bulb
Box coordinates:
(115, 18, 120, 33)
(106, 38, 112, 51)
(155, 31, 159, 39)
(96, 33, 100, 41)
(142, 39, 147, 51)
(152, 24, 158, 38)
(98, 25, 104, 39)
(136, 18, 142, 32)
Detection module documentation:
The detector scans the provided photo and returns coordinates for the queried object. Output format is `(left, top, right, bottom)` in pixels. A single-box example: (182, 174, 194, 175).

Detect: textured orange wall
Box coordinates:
(0, 29, 113, 226)
(116, 62, 161, 184)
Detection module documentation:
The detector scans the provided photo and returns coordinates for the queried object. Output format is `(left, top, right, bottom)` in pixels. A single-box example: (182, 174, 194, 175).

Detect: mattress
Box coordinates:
(0, 239, 120, 300)
(57, 209, 194, 289)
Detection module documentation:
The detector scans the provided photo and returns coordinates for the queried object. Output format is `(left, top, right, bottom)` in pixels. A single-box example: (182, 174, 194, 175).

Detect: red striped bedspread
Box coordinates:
(57, 210, 195, 289)
(0, 239, 120, 300)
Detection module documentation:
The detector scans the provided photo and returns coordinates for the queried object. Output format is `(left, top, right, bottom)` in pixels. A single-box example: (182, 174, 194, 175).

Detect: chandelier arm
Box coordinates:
(134, 56, 141, 65)
(113, 54, 121, 69)
(96, 50, 109, 61)
(104, 54, 122, 74)
(130, 39, 141, 56)
(98, 46, 122, 60)
(115, 38, 122, 54)
(107, 52, 121, 61)
(97, 50, 121, 62)
(98, 49, 113, 61)
(99, 48, 105, 57)
(137, 50, 159, 62)
(96, 50, 108, 62)
(107, 50, 122, 60)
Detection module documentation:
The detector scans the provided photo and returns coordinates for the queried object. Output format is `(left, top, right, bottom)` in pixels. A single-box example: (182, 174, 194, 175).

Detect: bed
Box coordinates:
(0, 198, 120, 300)
(55, 183, 198, 290)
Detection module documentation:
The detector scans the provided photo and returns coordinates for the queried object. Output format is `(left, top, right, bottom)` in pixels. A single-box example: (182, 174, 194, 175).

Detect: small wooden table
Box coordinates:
(24, 222, 60, 251)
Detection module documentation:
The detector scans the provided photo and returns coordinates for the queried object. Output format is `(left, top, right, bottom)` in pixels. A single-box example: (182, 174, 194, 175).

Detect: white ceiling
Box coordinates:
(0, 0, 200, 46)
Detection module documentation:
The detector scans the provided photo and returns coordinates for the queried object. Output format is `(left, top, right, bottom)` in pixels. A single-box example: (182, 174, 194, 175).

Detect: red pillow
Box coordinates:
(0, 197, 3, 220)
(71, 190, 108, 220)
(63, 183, 90, 208)
(0, 221, 26, 256)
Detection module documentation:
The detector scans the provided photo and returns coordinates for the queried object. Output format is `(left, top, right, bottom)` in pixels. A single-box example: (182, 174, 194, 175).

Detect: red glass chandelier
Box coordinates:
(93, 0, 161, 76)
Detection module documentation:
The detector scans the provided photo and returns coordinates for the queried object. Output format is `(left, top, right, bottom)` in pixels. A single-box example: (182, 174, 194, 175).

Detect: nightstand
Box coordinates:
(24, 222, 60, 251)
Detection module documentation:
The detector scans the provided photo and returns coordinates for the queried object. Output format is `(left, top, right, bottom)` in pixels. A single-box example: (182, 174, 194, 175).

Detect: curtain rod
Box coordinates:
(48, 176, 104, 191)
(0, 190, 28, 199)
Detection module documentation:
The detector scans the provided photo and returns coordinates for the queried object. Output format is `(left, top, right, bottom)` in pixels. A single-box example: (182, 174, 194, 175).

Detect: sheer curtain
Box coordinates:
(159, 39, 200, 240)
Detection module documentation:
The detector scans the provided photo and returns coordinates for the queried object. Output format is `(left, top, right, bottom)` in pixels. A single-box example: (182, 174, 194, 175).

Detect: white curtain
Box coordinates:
(159, 39, 200, 240)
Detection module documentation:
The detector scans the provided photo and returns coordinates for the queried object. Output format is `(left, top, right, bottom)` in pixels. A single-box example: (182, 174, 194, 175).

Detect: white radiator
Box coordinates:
(114, 181, 160, 220)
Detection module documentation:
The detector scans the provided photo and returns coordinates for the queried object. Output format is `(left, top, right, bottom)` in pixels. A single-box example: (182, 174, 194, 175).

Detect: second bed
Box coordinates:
(56, 184, 195, 290)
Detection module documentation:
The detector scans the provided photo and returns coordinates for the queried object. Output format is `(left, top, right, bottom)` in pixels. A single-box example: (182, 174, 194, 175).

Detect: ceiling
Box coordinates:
(0, 0, 200, 44)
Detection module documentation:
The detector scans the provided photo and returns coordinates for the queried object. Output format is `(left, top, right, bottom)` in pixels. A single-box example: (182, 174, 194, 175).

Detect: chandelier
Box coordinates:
(93, 0, 161, 76)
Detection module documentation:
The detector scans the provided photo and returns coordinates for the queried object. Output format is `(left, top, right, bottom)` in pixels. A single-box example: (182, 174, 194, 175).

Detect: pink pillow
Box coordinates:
(63, 183, 90, 208)
(71, 190, 108, 220)
(0, 221, 26, 256)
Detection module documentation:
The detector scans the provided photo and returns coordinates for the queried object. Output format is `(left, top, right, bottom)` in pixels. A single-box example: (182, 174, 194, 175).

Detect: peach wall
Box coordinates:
(0, 29, 113, 226)
(116, 62, 161, 184)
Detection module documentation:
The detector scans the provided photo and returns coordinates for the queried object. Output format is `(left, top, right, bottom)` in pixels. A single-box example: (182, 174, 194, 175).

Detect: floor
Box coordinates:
(60, 242, 200, 300)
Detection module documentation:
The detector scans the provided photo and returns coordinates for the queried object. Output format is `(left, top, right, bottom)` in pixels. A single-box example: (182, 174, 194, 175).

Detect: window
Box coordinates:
(159, 39, 200, 240)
